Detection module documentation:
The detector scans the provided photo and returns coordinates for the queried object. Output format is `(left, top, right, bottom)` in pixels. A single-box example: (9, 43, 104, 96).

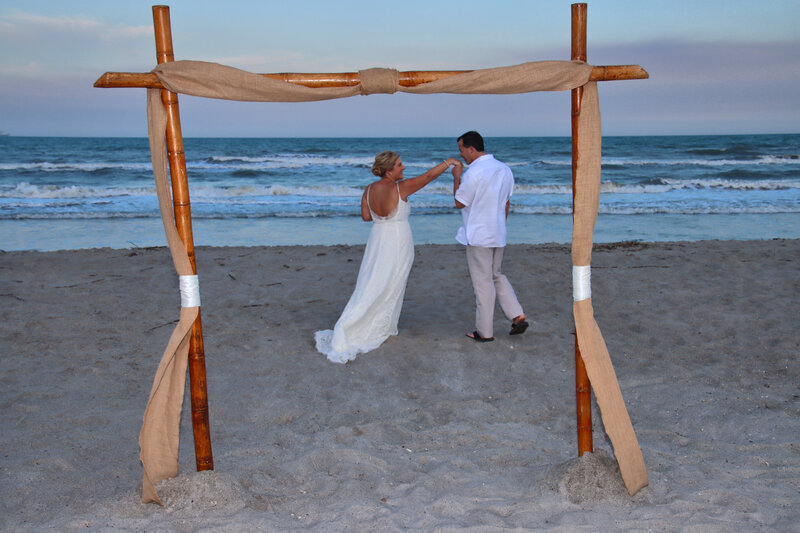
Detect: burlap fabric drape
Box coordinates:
(141, 59, 647, 504)
(140, 88, 199, 505)
(571, 83, 648, 495)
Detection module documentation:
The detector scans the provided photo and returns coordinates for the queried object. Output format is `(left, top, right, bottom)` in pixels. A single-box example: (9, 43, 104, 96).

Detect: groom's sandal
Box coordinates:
(467, 331, 494, 342)
(510, 316, 529, 335)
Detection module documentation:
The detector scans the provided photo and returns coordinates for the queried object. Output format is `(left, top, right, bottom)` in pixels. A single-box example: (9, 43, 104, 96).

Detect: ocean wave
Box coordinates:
(0, 212, 158, 220)
(189, 184, 364, 197)
(513, 178, 800, 194)
(0, 155, 375, 172)
(511, 205, 800, 215)
(657, 177, 800, 191)
(205, 154, 374, 169)
(420, 182, 658, 195)
(4, 203, 799, 220)
(1, 182, 155, 199)
(601, 155, 800, 167)
(537, 155, 800, 167)
(3, 153, 796, 176)
(0, 162, 152, 172)
(0, 182, 369, 199)
(4, 176, 798, 201)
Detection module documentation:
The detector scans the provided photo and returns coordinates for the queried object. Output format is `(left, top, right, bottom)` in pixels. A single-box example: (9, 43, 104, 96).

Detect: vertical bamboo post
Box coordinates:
(571, 2, 594, 456)
(152, 5, 214, 471)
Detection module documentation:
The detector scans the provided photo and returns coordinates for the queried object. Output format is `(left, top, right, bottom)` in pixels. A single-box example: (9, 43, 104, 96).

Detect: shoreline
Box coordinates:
(3, 212, 800, 252)
(2, 239, 798, 530)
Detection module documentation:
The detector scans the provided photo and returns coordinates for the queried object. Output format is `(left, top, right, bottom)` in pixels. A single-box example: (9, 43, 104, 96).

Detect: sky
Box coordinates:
(0, 0, 798, 137)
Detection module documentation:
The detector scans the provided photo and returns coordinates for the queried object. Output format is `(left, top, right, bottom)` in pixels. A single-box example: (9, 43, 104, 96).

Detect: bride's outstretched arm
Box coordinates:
(399, 157, 460, 198)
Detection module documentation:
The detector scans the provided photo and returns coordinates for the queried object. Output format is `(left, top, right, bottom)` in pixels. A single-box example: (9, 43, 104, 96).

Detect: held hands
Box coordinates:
(434, 158, 462, 180)
(406, 157, 464, 197)
(441, 157, 463, 177)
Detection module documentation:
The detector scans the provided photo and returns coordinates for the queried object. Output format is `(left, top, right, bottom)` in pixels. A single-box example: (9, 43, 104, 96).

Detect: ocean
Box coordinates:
(1, 134, 798, 251)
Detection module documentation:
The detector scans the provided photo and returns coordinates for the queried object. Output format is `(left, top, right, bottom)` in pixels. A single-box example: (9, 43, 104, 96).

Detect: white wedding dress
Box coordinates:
(315, 186, 414, 363)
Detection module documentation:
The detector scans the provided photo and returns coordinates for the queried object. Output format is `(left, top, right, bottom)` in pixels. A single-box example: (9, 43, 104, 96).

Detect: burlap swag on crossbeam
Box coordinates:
(141, 59, 647, 504)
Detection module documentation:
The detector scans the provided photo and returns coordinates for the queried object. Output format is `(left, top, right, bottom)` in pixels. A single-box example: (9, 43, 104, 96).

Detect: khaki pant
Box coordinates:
(466, 245, 524, 338)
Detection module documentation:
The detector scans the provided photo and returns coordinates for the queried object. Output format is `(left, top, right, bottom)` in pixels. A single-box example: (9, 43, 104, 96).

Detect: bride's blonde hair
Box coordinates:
(371, 151, 400, 177)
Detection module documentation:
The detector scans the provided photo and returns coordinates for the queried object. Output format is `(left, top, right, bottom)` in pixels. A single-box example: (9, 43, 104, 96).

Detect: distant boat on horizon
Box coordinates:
(0, 132, 9, 136)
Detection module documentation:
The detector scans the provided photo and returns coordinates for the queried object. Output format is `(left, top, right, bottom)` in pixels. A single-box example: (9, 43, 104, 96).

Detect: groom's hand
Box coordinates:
(452, 162, 463, 203)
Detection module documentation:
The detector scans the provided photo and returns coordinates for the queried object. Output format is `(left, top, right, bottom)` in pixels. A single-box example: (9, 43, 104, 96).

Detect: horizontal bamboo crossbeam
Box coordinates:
(94, 64, 648, 89)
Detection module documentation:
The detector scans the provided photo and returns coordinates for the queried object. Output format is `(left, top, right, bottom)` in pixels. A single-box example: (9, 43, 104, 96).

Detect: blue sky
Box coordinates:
(1, 0, 798, 137)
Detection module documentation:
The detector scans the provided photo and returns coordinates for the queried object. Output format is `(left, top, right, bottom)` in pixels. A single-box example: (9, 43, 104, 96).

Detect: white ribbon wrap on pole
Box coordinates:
(179, 274, 201, 308)
(573, 265, 591, 301)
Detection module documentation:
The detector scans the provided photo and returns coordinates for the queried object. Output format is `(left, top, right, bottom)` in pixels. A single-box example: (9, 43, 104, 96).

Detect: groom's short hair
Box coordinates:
(458, 131, 484, 152)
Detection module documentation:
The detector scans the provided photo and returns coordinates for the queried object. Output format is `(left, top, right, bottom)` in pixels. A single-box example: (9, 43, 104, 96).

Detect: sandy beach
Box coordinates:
(2, 239, 798, 531)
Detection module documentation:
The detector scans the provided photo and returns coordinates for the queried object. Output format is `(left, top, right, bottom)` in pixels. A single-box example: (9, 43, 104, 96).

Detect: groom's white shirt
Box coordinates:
(454, 154, 514, 247)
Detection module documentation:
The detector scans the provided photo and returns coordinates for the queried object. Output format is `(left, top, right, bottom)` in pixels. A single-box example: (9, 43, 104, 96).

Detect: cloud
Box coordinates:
(1, 11, 150, 38)
(1, 12, 104, 33)
(0, 10, 152, 77)
(0, 61, 41, 76)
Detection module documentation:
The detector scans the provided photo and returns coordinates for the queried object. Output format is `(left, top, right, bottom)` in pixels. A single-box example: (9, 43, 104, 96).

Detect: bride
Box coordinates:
(315, 151, 461, 363)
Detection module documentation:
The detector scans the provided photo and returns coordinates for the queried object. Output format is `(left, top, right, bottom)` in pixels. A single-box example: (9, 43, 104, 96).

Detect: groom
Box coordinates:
(452, 131, 528, 342)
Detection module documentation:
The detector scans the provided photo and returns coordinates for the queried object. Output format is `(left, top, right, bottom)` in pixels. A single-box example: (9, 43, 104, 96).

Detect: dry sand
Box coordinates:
(1, 240, 798, 531)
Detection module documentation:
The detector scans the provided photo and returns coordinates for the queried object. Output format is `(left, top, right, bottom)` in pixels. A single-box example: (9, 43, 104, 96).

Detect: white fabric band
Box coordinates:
(573, 265, 591, 301)
(179, 275, 201, 308)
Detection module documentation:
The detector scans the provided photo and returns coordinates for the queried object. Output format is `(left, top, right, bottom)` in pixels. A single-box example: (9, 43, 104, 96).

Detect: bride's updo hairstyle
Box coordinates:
(371, 151, 400, 177)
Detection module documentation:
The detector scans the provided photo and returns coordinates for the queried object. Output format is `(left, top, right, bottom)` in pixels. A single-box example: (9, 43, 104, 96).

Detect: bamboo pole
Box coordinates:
(571, 2, 594, 457)
(152, 5, 214, 472)
(94, 64, 648, 89)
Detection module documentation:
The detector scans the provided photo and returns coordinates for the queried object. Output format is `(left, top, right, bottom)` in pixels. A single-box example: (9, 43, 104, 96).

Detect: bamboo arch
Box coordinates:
(96, 3, 650, 504)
